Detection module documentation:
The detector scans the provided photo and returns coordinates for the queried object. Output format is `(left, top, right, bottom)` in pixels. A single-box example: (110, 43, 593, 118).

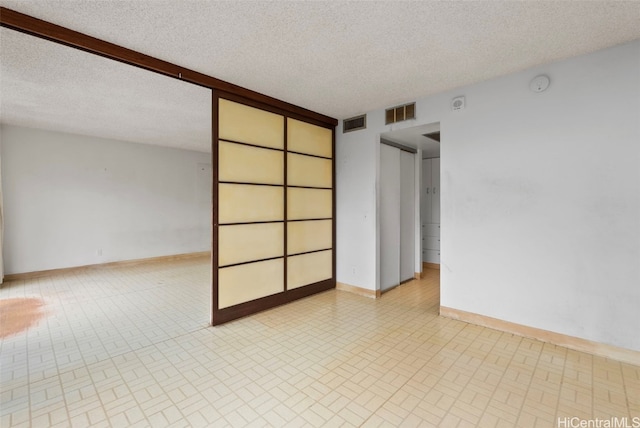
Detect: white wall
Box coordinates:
(336, 108, 386, 290)
(0, 137, 4, 283)
(1, 125, 211, 274)
(336, 40, 640, 351)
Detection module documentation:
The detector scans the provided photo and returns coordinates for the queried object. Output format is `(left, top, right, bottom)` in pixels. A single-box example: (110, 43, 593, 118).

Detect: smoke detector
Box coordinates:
(451, 96, 465, 111)
(530, 75, 550, 93)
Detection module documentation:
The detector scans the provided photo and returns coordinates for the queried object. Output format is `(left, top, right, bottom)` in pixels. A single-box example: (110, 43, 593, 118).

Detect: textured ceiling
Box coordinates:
(0, 28, 212, 152)
(1, 1, 640, 151)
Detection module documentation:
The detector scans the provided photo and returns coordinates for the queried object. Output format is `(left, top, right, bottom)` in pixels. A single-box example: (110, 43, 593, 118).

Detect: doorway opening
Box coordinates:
(378, 123, 441, 309)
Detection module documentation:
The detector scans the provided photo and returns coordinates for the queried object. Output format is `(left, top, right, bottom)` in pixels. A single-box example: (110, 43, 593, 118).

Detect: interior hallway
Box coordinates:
(1, 259, 638, 427)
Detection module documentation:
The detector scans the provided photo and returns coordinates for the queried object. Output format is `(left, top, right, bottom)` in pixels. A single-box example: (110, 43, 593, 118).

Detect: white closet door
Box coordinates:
(400, 151, 415, 282)
(431, 158, 441, 224)
(380, 144, 400, 291)
(421, 159, 432, 225)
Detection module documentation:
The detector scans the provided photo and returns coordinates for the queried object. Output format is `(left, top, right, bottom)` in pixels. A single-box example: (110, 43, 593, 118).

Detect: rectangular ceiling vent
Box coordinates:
(385, 102, 416, 125)
(343, 114, 367, 133)
(422, 131, 440, 142)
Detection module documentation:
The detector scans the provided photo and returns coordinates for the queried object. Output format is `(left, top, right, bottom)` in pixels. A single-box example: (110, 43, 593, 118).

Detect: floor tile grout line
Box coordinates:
(14, 304, 211, 386)
(357, 307, 464, 427)
(620, 361, 633, 419)
(41, 274, 73, 428)
(59, 268, 210, 426)
(466, 330, 526, 425)
(429, 320, 516, 426)
(58, 272, 111, 427)
(3, 262, 638, 427)
(591, 353, 595, 420)
(551, 344, 570, 424)
(512, 336, 545, 426)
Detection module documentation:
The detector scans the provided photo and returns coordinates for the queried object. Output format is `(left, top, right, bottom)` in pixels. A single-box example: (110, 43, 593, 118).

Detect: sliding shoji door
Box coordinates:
(286, 118, 333, 291)
(213, 95, 335, 325)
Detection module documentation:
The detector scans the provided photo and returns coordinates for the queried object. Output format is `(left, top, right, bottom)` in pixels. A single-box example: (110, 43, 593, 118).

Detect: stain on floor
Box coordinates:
(0, 297, 46, 338)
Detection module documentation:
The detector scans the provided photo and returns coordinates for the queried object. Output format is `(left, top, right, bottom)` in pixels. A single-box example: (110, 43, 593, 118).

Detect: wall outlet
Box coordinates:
(97, 249, 102, 256)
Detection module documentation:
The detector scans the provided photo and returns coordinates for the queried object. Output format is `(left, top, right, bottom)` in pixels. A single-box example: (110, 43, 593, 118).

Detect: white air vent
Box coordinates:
(385, 102, 415, 125)
(343, 114, 367, 133)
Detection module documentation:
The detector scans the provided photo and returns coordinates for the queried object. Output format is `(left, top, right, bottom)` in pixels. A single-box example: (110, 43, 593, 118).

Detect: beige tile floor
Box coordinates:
(1, 257, 638, 427)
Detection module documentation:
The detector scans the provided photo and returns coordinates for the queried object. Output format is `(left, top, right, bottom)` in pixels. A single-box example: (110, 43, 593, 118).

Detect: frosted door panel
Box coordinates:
(219, 99, 284, 149)
(218, 259, 284, 308)
(218, 223, 284, 266)
(287, 118, 332, 158)
(380, 144, 400, 291)
(288, 154, 332, 188)
(400, 151, 415, 282)
(288, 188, 332, 220)
(219, 141, 283, 185)
(218, 184, 283, 223)
(287, 220, 332, 255)
(288, 250, 332, 289)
